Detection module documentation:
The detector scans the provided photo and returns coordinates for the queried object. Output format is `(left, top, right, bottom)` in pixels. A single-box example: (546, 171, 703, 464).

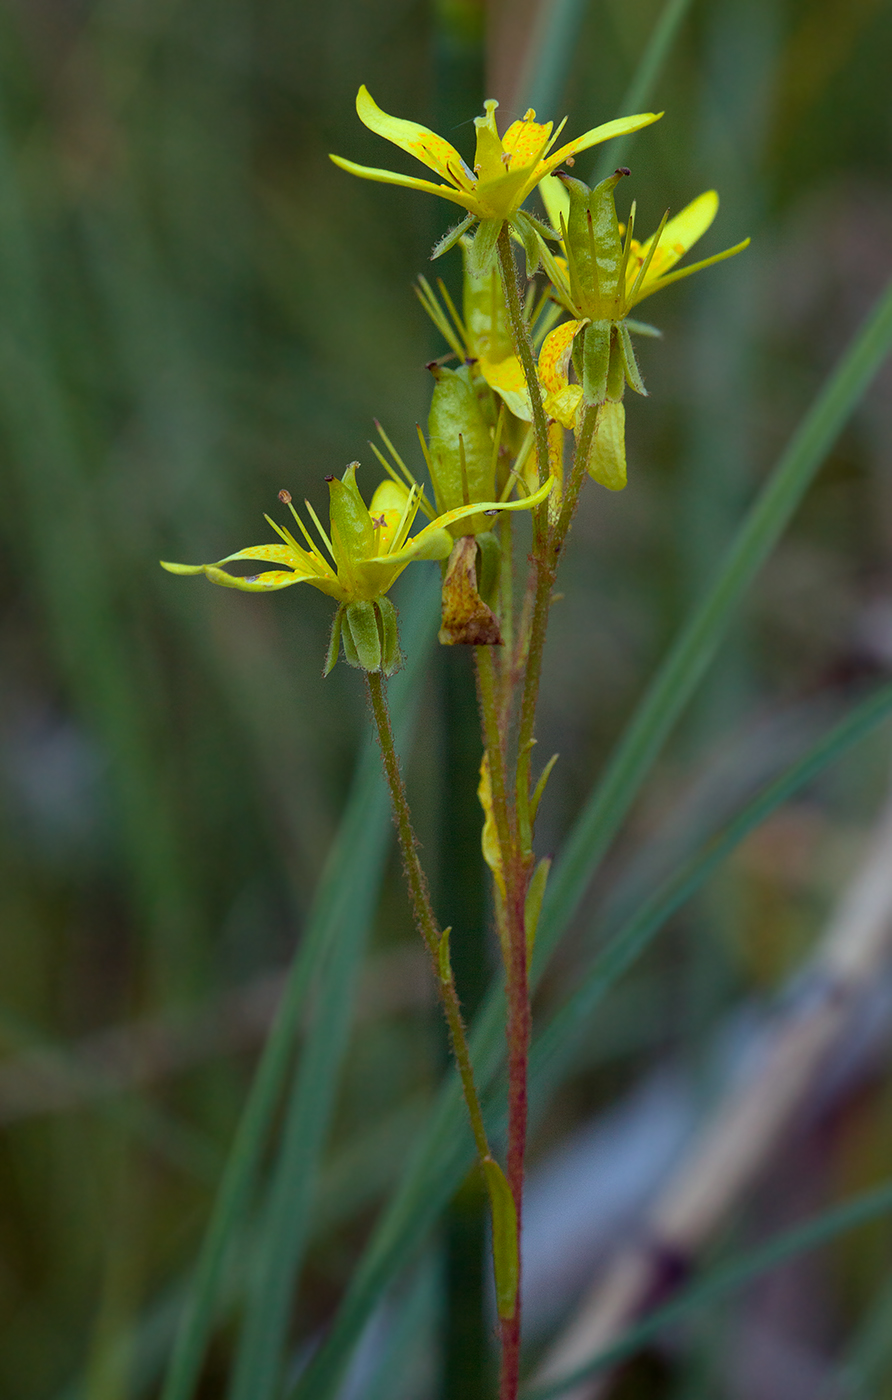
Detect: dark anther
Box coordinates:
(278, 489, 292, 504)
(616, 166, 631, 177)
(324, 474, 335, 482)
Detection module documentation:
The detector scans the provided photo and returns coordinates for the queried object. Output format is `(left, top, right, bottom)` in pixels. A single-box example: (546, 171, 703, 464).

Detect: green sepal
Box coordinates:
(342, 599, 382, 671)
(511, 210, 542, 279)
(524, 856, 552, 968)
(432, 212, 477, 260)
(323, 606, 344, 676)
(375, 595, 403, 675)
(530, 752, 559, 824)
(475, 530, 501, 607)
(606, 330, 627, 401)
(582, 319, 612, 405)
(619, 320, 646, 396)
(466, 216, 502, 278)
(483, 1157, 519, 1321)
(625, 317, 662, 339)
(437, 926, 452, 986)
(327, 463, 373, 575)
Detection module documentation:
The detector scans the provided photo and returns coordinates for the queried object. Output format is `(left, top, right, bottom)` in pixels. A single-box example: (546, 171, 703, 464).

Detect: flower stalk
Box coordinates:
(364, 669, 491, 1166)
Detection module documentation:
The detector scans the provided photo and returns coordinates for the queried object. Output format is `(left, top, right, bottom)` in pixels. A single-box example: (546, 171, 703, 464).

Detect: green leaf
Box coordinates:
(524, 858, 552, 967)
(482, 1158, 519, 1321)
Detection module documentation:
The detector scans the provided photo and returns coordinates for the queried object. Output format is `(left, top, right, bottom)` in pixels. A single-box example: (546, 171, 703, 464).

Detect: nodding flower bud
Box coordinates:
(427, 364, 497, 535)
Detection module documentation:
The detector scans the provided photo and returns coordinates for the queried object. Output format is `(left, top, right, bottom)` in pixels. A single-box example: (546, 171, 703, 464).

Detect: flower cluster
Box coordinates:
(163, 87, 747, 669)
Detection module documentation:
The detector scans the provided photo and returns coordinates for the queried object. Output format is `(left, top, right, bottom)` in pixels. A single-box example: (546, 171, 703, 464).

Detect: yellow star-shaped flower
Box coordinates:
(331, 87, 661, 268)
(161, 463, 553, 604)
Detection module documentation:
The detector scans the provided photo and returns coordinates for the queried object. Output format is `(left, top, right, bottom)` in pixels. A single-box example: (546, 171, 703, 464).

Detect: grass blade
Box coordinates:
(532, 274, 892, 982)
(529, 679, 892, 1095)
(160, 573, 438, 1400)
(592, 0, 698, 181)
(526, 1176, 892, 1396)
(292, 674, 892, 1399)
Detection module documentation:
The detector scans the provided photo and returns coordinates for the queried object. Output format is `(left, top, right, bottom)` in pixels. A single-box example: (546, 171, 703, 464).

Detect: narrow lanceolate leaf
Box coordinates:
(524, 858, 552, 967)
(288, 282, 892, 1400)
(482, 1158, 519, 1321)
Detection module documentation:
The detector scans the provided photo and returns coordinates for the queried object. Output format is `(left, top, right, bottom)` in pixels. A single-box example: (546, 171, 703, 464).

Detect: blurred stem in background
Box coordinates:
(433, 4, 489, 1393)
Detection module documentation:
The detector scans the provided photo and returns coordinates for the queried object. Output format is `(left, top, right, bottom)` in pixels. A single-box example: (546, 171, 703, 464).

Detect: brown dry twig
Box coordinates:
(534, 789, 892, 1400)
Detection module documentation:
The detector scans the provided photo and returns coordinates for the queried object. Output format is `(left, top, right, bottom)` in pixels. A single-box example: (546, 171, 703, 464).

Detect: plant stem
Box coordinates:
(496, 224, 550, 499)
(365, 669, 490, 1165)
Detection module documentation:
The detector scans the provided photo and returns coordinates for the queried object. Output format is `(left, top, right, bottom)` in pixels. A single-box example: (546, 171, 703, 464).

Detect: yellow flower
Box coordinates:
(330, 87, 661, 268)
(161, 462, 553, 604)
(539, 175, 750, 324)
(161, 463, 554, 673)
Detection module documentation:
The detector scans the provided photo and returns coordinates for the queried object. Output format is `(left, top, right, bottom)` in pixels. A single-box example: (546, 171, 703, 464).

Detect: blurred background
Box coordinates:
(1, 0, 891, 1396)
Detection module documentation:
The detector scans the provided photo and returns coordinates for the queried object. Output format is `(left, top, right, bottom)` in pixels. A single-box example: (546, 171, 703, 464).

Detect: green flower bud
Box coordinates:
(427, 364, 496, 535)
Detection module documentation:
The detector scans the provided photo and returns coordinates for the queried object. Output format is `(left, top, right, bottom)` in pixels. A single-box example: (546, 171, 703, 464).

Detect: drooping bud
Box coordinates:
(427, 364, 496, 534)
(438, 535, 503, 646)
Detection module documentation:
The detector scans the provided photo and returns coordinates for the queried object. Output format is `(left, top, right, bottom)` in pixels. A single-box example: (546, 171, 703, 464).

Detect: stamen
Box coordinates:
(618, 200, 637, 303)
(628, 210, 668, 303)
(415, 277, 466, 361)
(304, 497, 337, 563)
(373, 421, 436, 519)
(264, 513, 325, 573)
(458, 434, 470, 506)
(437, 279, 470, 358)
(541, 115, 568, 159)
(415, 425, 443, 514)
(490, 401, 506, 487)
(390, 484, 420, 553)
(446, 159, 474, 191)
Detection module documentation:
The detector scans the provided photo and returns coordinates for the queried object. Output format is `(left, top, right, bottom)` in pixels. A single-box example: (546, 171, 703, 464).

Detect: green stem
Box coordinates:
(515, 402, 600, 834)
(475, 647, 514, 859)
(496, 224, 550, 502)
(365, 670, 490, 1165)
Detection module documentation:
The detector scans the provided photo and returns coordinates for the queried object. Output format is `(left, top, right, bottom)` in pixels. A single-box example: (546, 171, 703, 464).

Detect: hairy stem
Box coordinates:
(365, 669, 490, 1164)
(496, 224, 550, 502)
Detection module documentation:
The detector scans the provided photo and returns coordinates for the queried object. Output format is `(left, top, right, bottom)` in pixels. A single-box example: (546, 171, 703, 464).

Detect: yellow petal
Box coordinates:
(368, 479, 416, 554)
(328, 155, 477, 212)
(478, 753, 506, 898)
(356, 85, 473, 189)
(631, 237, 751, 305)
(631, 190, 719, 290)
(377, 474, 556, 568)
(478, 353, 532, 422)
(544, 110, 662, 172)
(543, 383, 582, 431)
(587, 400, 626, 491)
(473, 99, 507, 184)
(538, 172, 569, 237)
(501, 111, 553, 170)
(538, 319, 583, 394)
